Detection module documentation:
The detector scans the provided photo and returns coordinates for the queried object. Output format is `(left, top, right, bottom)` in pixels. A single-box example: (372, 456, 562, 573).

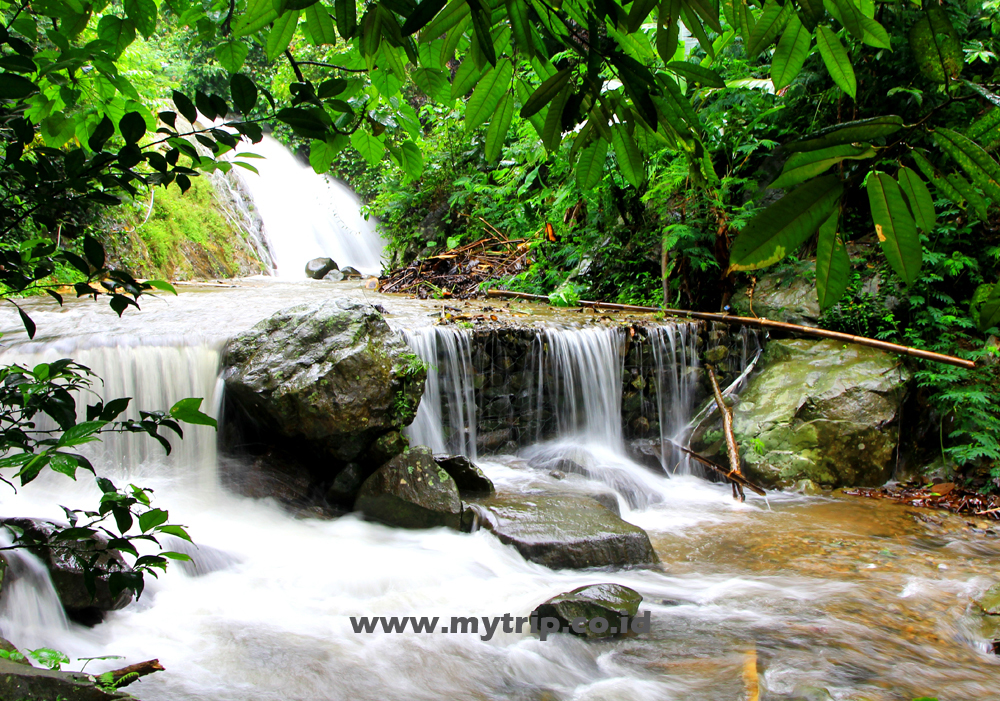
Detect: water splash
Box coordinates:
(229, 135, 385, 277)
(647, 323, 700, 475)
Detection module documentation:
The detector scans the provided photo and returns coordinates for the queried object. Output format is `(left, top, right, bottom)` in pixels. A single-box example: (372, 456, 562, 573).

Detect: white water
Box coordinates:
(230, 135, 385, 278)
(648, 324, 700, 475)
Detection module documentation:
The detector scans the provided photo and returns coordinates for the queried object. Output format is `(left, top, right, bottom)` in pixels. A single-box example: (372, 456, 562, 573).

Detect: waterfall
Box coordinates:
(647, 323, 700, 475)
(229, 135, 385, 278)
(402, 327, 478, 459)
(0, 532, 69, 650)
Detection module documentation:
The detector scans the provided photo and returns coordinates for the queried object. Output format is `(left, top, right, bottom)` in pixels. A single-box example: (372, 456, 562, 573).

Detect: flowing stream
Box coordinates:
(0, 283, 997, 700)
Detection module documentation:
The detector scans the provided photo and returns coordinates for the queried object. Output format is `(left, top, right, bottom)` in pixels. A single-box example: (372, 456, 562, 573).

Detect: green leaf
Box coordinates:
(334, 0, 357, 39)
(304, 3, 337, 45)
(58, 420, 105, 448)
(484, 92, 514, 163)
(867, 172, 922, 286)
(267, 10, 300, 60)
(770, 14, 811, 91)
(667, 61, 725, 88)
(909, 4, 962, 84)
(657, 0, 682, 65)
(138, 508, 169, 533)
(688, 0, 723, 34)
(172, 90, 198, 125)
(450, 58, 483, 99)
(933, 127, 1000, 204)
(576, 137, 608, 189)
(858, 14, 891, 50)
(611, 123, 645, 188)
(540, 83, 571, 152)
(145, 279, 178, 295)
(520, 68, 573, 119)
(815, 212, 850, 311)
(896, 166, 936, 233)
(910, 148, 964, 204)
(351, 129, 386, 166)
(786, 115, 903, 152)
(97, 16, 137, 59)
(399, 140, 424, 181)
(216, 40, 250, 74)
(947, 172, 987, 220)
(277, 107, 329, 137)
(816, 25, 856, 99)
(309, 137, 341, 173)
(169, 397, 218, 428)
(728, 175, 844, 272)
(420, 0, 469, 40)
(119, 111, 146, 145)
(681, 7, 714, 60)
(230, 74, 258, 115)
(733, 0, 755, 49)
(0, 72, 38, 99)
(233, 0, 279, 37)
(413, 68, 451, 102)
(967, 108, 1000, 143)
(978, 278, 1000, 332)
(627, 0, 658, 33)
(466, 59, 512, 131)
(402, 0, 447, 35)
(123, 0, 157, 39)
(770, 143, 875, 190)
(746, 0, 791, 57)
(506, 0, 534, 57)
(824, 0, 863, 42)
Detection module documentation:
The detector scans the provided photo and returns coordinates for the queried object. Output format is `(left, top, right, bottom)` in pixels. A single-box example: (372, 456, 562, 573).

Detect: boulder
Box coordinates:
(354, 447, 463, 529)
(433, 454, 494, 497)
(0, 518, 133, 617)
(0, 657, 128, 701)
(0, 637, 30, 666)
(719, 338, 910, 488)
(304, 257, 338, 279)
(340, 266, 363, 278)
(322, 268, 344, 282)
(469, 494, 658, 569)
(223, 298, 426, 465)
(976, 583, 1000, 615)
(532, 583, 643, 638)
(732, 261, 821, 326)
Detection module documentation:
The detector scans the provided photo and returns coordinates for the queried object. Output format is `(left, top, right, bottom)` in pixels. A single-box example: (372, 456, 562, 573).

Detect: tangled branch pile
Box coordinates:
(379, 234, 530, 299)
(844, 483, 1000, 521)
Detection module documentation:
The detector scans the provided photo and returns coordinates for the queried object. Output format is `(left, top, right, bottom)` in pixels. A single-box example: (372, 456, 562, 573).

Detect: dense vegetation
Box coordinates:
(0, 0, 998, 545)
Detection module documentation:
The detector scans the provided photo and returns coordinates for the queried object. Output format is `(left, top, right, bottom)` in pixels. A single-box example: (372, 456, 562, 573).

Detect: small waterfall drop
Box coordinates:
(230, 135, 385, 277)
(0, 532, 69, 650)
(647, 323, 700, 474)
(403, 327, 478, 459)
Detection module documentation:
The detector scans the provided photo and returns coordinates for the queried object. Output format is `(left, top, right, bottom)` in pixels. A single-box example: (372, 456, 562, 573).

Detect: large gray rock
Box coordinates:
(1, 518, 133, 615)
(469, 494, 658, 569)
(354, 447, 463, 529)
(732, 261, 821, 326)
(433, 454, 494, 498)
(305, 257, 338, 279)
(977, 583, 1000, 615)
(0, 657, 128, 700)
(532, 583, 642, 638)
(719, 338, 910, 488)
(223, 298, 426, 464)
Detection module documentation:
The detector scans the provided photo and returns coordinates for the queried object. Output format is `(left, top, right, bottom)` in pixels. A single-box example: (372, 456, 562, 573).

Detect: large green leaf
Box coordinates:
(681, 7, 715, 60)
(520, 68, 573, 119)
(858, 14, 891, 50)
(450, 58, 483, 99)
(541, 84, 571, 152)
(786, 115, 903, 152)
(978, 278, 1000, 332)
(484, 92, 514, 163)
(402, 0, 447, 35)
(0, 72, 38, 99)
(413, 68, 451, 103)
(420, 0, 469, 40)
(688, 0, 723, 34)
(896, 166, 936, 233)
(123, 0, 157, 39)
(304, 3, 337, 45)
(733, 0, 755, 49)
(657, 0, 681, 64)
(627, 0, 658, 33)
(909, 4, 962, 84)
(667, 61, 725, 88)
(867, 172, 922, 286)
(334, 0, 357, 39)
(216, 40, 249, 73)
(233, 0, 279, 37)
(967, 108, 1000, 144)
(823, 0, 863, 42)
(266, 10, 300, 60)
(576, 137, 609, 190)
(505, 0, 534, 57)
(97, 16, 137, 58)
(815, 212, 850, 311)
(933, 127, 1000, 204)
(230, 74, 258, 115)
(911, 149, 966, 205)
(466, 59, 512, 131)
(399, 140, 424, 181)
(728, 175, 844, 272)
(746, 0, 791, 57)
(468, 3, 496, 67)
(770, 14, 811, 91)
(770, 143, 874, 190)
(816, 25, 856, 99)
(309, 137, 342, 173)
(351, 129, 385, 165)
(947, 173, 988, 220)
(611, 124, 645, 188)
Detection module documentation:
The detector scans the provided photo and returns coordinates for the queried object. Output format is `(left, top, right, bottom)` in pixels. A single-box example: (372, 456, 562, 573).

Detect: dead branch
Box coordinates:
(106, 659, 165, 687)
(707, 365, 745, 501)
(663, 438, 766, 497)
(484, 290, 975, 370)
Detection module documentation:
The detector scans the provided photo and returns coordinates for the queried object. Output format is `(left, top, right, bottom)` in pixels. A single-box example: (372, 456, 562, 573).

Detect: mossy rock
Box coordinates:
(532, 583, 642, 638)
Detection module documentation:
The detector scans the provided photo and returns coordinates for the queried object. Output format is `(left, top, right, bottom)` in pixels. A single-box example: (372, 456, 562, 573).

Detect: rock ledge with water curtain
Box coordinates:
(221, 298, 426, 502)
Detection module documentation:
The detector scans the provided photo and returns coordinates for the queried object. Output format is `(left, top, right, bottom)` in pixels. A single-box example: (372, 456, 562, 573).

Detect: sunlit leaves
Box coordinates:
(304, 3, 337, 46)
(169, 397, 217, 429)
(746, 0, 791, 57)
(815, 212, 850, 311)
(816, 25, 856, 99)
(728, 175, 843, 272)
(96, 16, 136, 59)
(505, 0, 533, 58)
(484, 92, 514, 163)
(866, 172, 921, 286)
(420, 0, 470, 40)
(576, 138, 608, 189)
(397, 140, 424, 181)
(611, 124, 645, 188)
(770, 143, 875, 190)
(466, 59, 512, 131)
(909, 4, 962, 84)
(402, 0, 448, 35)
(309, 137, 344, 173)
(771, 14, 811, 91)
(215, 40, 249, 74)
(123, 0, 157, 39)
(233, 0, 279, 37)
(351, 129, 385, 165)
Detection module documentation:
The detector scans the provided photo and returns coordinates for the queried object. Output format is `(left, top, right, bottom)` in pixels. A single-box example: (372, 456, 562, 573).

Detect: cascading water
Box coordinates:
(647, 323, 700, 475)
(229, 135, 385, 277)
(402, 326, 478, 459)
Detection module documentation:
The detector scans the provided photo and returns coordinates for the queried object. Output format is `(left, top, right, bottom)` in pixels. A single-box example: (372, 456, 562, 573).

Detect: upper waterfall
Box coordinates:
(230, 135, 385, 278)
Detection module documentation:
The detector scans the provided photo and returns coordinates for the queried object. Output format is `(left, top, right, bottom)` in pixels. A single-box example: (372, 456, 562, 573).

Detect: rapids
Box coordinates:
(0, 283, 998, 701)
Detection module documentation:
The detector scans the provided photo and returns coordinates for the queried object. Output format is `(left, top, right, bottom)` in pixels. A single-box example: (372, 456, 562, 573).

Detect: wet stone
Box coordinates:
(532, 583, 643, 639)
